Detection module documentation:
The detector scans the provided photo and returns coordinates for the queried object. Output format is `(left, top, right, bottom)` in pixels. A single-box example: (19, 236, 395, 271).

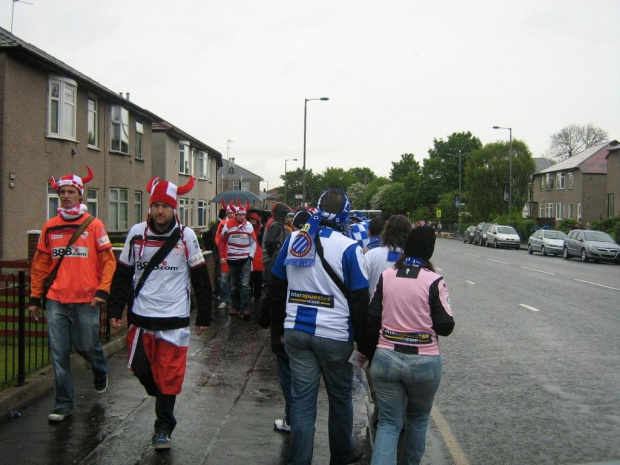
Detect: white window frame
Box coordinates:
(577, 203, 582, 221)
(198, 151, 209, 180)
(87, 97, 98, 147)
(568, 172, 574, 189)
(539, 203, 545, 218)
(540, 176, 545, 191)
(86, 188, 98, 218)
(47, 185, 60, 220)
(135, 121, 144, 160)
(233, 180, 240, 190)
(111, 105, 130, 154)
(555, 203, 563, 220)
(47, 76, 77, 140)
(109, 188, 129, 231)
(557, 172, 565, 190)
(546, 203, 553, 218)
(178, 198, 190, 226)
(197, 200, 208, 227)
(568, 203, 573, 219)
(134, 191, 143, 226)
(179, 143, 190, 175)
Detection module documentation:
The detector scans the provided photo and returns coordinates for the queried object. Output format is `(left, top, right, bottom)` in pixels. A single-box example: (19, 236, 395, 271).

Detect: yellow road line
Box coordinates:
(431, 405, 470, 465)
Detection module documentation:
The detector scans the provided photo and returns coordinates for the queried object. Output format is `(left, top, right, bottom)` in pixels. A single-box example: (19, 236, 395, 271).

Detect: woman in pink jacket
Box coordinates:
(363, 226, 455, 465)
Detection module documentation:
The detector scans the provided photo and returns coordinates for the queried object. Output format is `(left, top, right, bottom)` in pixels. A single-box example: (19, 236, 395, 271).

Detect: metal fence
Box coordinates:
(0, 270, 111, 389)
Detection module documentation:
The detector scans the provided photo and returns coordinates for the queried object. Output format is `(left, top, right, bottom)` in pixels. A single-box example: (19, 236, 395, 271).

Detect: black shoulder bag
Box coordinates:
(133, 227, 181, 299)
(41, 216, 96, 307)
(315, 233, 350, 300)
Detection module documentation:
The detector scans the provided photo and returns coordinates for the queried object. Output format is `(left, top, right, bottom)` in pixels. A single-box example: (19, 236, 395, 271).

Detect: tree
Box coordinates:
(390, 154, 421, 182)
(465, 140, 535, 220)
(549, 124, 609, 160)
(347, 167, 376, 185)
(320, 167, 356, 192)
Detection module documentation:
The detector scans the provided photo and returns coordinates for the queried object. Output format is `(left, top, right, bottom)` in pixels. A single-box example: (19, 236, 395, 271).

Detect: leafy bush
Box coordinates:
(556, 219, 578, 233)
(591, 217, 620, 239)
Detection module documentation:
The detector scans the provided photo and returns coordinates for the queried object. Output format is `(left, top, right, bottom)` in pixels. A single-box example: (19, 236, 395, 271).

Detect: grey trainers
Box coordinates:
(218, 301, 228, 309)
(48, 408, 72, 422)
(274, 418, 291, 433)
(152, 432, 172, 451)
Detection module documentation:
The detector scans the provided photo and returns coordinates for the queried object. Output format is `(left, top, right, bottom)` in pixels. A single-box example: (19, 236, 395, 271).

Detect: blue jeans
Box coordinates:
(370, 348, 443, 465)
(228, 259, 251, 311)
(276, 354, 292, 424)
(284, 329, 355, 465)
(220, 272, 230, 304)
(46, 299, 108, 412)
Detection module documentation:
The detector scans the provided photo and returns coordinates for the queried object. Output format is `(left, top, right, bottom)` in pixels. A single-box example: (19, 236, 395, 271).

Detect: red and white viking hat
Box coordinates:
(234, 201, 249, 214)
(49, 165, 93, 196)
(147, 176, 195, 209)
(225, 200, 235, 214)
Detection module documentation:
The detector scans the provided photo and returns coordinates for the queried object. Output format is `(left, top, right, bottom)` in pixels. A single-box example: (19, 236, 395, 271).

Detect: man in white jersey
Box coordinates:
(108, 176, 212, 451)
(270, 189, 370, 465)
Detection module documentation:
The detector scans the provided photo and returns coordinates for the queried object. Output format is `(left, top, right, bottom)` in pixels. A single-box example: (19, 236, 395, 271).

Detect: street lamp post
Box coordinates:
(302, 97, 329, 206)
(284, 158, 298, 206)
(458, 150, 462, 234)
(493, 126, 513, 222)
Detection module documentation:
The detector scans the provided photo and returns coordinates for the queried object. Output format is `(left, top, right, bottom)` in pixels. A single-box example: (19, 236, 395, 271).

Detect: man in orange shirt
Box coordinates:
(29, 166, 116, 422)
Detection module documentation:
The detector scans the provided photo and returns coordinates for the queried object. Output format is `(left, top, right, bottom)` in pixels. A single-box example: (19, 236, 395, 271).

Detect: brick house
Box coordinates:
(531, 141, 619, 225)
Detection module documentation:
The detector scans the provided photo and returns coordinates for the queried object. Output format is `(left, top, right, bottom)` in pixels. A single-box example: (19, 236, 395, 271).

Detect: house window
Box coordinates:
(179, 143, 190, 175)
(556, 203, 563, 220)
(233, 180, 240, 190)
(198, 200, 208, 227)
(557, 172, 565, 190)
(577, 203, 582, 221)
(608, 194, 615, 218)
(546, 173, 554, 190)
(568, 172, 574, 189)
(546, 203, 553, 218)
(198, 152, 209, 180)
(111, 106, 129, 153)
(47, 185, 60, 220)
(539, 203, 545, 218)
(87, 97, 98, 147)
(539, 176, 545, 191)
(135, 121, 143, 160)
(241, 181, 251, 191)
(568, 204, 573, 219)
(178, 198, 190, 226)
(134, 191, 142, 225)
(109, 188, 129, 230)
(48, 76, 77, 140)
(86, 189, 98, 218)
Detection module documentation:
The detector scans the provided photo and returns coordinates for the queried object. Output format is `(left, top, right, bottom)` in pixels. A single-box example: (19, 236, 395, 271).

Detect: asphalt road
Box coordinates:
(427, 238, 620, 465)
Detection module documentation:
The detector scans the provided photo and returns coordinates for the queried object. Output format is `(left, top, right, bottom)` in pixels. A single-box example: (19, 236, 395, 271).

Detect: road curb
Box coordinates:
(0, 333, 127, 425)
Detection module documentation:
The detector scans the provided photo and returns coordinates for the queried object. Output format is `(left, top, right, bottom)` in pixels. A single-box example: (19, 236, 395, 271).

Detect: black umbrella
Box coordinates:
(211, 189, 263, 206)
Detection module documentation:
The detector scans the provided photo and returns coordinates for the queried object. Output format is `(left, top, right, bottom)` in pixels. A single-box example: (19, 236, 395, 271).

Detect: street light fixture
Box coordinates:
(493, 126, 513, 222)
(284, 158, 298, 206)
(302, 97, 329, 206)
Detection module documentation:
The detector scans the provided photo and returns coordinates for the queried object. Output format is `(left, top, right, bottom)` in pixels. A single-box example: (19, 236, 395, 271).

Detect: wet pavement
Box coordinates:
(0, 308, 373, 464)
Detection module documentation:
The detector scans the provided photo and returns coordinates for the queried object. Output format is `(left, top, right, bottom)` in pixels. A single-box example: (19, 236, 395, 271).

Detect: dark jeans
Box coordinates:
(131, 330, 177, 435)
(228, 258, 251, 311)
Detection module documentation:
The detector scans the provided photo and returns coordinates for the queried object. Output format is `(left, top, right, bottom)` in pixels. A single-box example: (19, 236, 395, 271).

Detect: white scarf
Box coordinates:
(57, 203, 88, 221)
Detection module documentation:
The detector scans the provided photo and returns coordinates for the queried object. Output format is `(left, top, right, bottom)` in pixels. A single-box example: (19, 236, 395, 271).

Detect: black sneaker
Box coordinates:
(152, 432, 172, 451)
(48, 408, 72, 422)
(95, 374, 108, 394)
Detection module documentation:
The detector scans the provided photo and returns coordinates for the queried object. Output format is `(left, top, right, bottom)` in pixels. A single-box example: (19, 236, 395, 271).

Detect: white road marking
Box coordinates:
(463, 253, 479, 258)
(445, 249, 458, 253)
(520, 304, 540, 312)
(436, 267, 443, 271)
(465, 280, 476, 285)
(431, 406, 470, 465)
(487, 258, 510, 265)
(574, 279, 620, 291)
(521, 266, 555, 275)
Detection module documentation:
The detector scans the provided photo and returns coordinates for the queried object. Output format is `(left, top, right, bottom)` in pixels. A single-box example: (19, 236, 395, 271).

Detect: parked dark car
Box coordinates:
(463, 225, 476, 244)
(563, 229, 620, 263)
(474, 222, 494, 246)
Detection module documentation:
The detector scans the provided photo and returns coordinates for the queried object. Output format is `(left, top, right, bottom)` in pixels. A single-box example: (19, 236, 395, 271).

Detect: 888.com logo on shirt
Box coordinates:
(136, 260, 179, 271)
(52, 245, 88, 258)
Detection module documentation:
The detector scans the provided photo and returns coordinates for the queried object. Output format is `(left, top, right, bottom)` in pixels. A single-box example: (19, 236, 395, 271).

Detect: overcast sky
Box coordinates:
(2, 0, 619, 192)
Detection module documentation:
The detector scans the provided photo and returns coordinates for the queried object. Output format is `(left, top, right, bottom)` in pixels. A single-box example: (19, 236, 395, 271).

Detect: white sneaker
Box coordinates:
(218, 301, 228, 309)
(274, 418, 291, 433)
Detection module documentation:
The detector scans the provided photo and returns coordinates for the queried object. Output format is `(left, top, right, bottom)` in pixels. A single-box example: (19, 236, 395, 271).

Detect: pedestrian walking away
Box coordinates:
(108, 175, 212, 452)
(28, 165, 116, 422)
(362, 226, 455, 465)
(271, 188, 371, 465)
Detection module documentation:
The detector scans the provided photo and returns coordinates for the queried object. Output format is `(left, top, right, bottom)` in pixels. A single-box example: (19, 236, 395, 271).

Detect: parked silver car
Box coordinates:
(486, 224, 521, 249)
(563, 229, 620, 263)
(528, 229, 566, 256)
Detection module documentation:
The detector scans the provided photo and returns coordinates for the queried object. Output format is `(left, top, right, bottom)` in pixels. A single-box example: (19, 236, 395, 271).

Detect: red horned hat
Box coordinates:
(49, 165, 93, 196)
(147, 176, 195, 209)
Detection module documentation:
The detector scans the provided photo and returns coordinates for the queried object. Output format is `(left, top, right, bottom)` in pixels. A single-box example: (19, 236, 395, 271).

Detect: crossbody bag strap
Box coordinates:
(133, 227, 182, 298)
(315, 233, 350, 300)
(45, 216, 96, 285)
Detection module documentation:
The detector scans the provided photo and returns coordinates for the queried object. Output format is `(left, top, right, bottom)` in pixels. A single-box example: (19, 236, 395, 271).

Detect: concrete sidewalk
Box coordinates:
(0, 314, 374, 464)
